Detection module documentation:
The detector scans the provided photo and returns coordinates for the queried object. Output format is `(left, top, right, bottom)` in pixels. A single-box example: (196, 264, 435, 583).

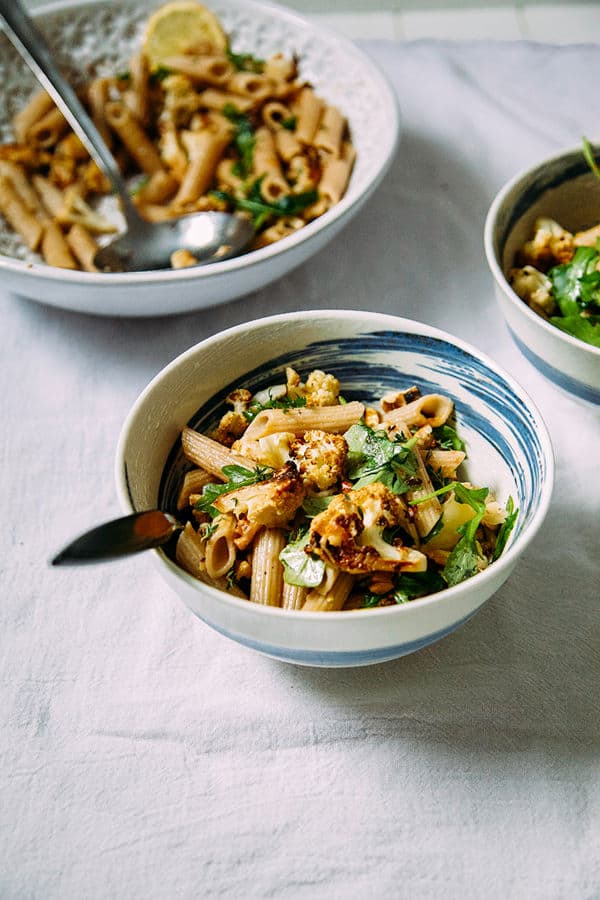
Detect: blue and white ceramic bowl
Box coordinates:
(484, 143, 600, 405)
(116, 310, 554, 667)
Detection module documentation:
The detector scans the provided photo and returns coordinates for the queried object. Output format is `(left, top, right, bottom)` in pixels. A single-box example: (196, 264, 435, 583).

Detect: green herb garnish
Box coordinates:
(344, 423, 420, 495)
(212, 180, 318, 229)
(194, 463, 273, 517)
(227, 47, 264, 73)
(244, 391, 306, 422)
(222, 104, 256, 178)
(492, 496, 518, 561)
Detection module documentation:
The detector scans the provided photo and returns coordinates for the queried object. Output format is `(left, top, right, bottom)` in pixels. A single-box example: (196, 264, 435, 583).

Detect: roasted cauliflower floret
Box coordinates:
(509, 265, 556, 317)
(306, 482, 427, 574)
(284, 367, 341, 407)
(212, 461, 305, 549)
(210, 389, 252, 447)
(289, 429, 347, 491)
(519, 216, 574, 270)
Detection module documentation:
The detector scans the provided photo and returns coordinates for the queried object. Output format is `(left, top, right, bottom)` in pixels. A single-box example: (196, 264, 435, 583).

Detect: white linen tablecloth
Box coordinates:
(1, 40, 599, 900)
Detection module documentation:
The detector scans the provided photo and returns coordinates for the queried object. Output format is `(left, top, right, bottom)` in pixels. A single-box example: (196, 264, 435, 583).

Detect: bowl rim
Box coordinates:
(0, 0, 401, 286)
(115, 308, 555, 621)
(483, 142, 600, 360)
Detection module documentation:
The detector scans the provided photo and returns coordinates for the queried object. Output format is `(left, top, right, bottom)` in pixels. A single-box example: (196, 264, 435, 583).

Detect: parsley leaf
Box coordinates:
(212, 180, 318, 229)
(302, 494, 334, 518)
(392, 570, 446, 603)
(280, 528, 325, 587)
(244, 391, 306, 422)
(194, 464, 273, 517)
(344, 423, 420, 495)
(440, 483, 489, 587)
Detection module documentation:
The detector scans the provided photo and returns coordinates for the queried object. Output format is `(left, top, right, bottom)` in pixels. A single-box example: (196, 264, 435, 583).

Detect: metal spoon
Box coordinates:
(0, 1, 254, 271)
(51, 510, 180, 565)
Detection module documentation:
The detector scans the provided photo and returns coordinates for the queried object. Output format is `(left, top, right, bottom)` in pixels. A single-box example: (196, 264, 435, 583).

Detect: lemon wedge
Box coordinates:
(142, 1, 227, 69)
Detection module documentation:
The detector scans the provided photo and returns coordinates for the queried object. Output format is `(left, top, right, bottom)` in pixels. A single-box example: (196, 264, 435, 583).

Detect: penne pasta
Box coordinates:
(12, 89, 55, 143)
(65, 224, 99, 272)
(294, 87, 324, 145)
(0, 175, 43, 250)
(243, 401, 365, 440)
(249, 527, 286, 606)
(171, 366, 518, 610)
(105, 101, 165, 175)
(181, 427, 250, 476)
(41, 221, 78, 269)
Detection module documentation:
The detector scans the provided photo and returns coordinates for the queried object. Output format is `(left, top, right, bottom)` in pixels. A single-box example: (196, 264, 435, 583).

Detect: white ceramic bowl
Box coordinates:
(0, 0, 399, 317)
(484, 143, 600, 405)
(116, 310, 554, 667)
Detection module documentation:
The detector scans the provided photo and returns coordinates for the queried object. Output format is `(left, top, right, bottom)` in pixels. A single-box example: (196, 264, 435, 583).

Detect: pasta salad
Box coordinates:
(173, 367, 518, 612)
(0, 1, 355, 271)
(509, 216, 600, 349)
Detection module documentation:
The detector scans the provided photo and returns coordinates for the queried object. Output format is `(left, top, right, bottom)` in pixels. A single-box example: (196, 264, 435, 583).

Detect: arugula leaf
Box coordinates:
(280, 529, 325, 587)
(194, 464, 273, 517)
(281, 116, 297, 131)
(212, 181, 318, 229)
(344, 423, 420, 495)
(302, 494, 334, 517)
(549, 246, 600, 316)
(392, 570, 446, 603)
(492, 495, 518, 561)
(550, 314, 600, 348)
(149, 65, 171, 83)
(432, 424, 466, 452)
(222, 104, 256, 179)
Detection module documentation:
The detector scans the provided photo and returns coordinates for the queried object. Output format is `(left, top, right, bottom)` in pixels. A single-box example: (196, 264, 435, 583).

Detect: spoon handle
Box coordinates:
(51, 511, 181, 566)
(0, 0, 138, 220)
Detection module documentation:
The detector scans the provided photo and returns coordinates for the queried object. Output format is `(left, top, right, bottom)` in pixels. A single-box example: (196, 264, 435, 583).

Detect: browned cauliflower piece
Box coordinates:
(213, 461, 305, 549)
(306, 482, 427, 574)
(210, 388, 252, 447)
(289, 429, 347, 491)
(519, 217, 574, 270)
(284, 367, 341, 407)
(509, 265, 556, 317)
(304, 370, 341, 407)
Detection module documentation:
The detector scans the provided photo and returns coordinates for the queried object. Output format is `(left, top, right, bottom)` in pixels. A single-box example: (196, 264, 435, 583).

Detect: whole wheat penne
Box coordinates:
(65, 223, 99, 272)
(86, 77, 114, 148)
(162, 54, 234, 86)
(294, 87, 324, 145)
(32, 175, 64, 217)
(318, 141, 356, 205)
(0, 161, 41, 213)
(135, 170, 179, 205)
(12, 89, 55, 143)
(274, 128, 302, 162)
(181, 427, 250, 476)
(227, 72, 272, 103)
(302, 571, 354, 612)
(105, 101, 164, 175)
(426, 449, 466, 480)
(313, 104, 345, 157)
(177, 523, 246, 596)
(173, 129, 231, 206)
(55, 132, 88, 161)
(127, 52, 150, 125)
(198, 88, 254, 113)
(282, 581, 308, 611)
(205, 514, 237, 579)
(243, 401, 364, 440)
(407, 446, 442, 538)
(287, 154, 317, 193)
(262, 101, 293, 131)
(252, 127, 289, 201)
(41, 221, 78, 269)
(27, 107, 70, 148)
(249, 527, 286, 606)
(0, 176, 43, 250)
(253, 216, 304, 249)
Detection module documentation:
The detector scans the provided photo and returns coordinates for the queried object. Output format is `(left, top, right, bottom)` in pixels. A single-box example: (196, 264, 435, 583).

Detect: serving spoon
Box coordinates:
(51, 510, 181, 565)
(0, 0, 254, 271)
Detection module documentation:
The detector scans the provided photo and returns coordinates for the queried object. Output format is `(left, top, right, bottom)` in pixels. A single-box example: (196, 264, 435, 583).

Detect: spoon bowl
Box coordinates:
(0, 0, 254, 272)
